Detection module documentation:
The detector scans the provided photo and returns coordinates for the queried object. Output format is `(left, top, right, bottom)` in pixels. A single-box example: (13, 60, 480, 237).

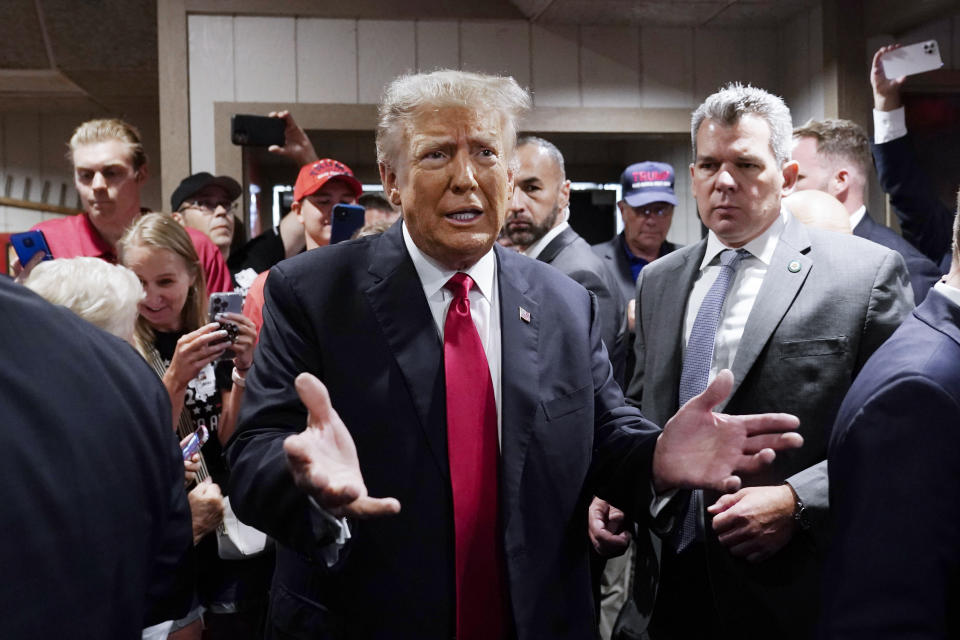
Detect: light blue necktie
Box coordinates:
(673, 248, 748, 553)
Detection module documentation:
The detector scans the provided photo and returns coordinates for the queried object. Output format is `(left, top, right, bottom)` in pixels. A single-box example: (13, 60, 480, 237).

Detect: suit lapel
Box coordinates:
(364, 225, 449, 479)
(723, 216, 812, 408)
(536, 226, 576, 264)
(651, 242, 705, 419)
(495, 246, 540, 530)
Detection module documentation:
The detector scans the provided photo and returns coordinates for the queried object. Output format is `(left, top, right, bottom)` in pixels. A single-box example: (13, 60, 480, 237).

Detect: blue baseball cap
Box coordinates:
(620, 161, 677, 208)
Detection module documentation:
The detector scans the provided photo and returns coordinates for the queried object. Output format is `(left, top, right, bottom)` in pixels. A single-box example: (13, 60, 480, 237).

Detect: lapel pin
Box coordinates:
(788, 260, 801, 273)
(519, 307, 531, 323)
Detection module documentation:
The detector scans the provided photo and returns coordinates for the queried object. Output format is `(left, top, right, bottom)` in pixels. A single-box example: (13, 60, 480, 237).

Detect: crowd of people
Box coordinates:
(2, 42, 958, 640)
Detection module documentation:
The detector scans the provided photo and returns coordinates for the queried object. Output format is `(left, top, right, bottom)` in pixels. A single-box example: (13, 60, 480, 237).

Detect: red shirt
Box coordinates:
(33, 213, 233, 293)
(242, 270, 269, 340)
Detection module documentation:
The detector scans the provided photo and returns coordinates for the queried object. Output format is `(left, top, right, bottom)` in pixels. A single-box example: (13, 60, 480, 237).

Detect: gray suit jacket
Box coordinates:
(625, 214, 913, 639)
(538, 226, 627, 385)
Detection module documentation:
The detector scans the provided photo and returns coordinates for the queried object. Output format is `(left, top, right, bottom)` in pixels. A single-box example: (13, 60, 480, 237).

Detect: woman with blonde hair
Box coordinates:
(119, 213, 265, 640)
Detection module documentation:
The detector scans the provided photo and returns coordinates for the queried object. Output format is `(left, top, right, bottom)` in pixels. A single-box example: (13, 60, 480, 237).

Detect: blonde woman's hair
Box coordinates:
(118, 213, 207, 356)
(24, 257, 144, 343)
(68, 118, 147, 172)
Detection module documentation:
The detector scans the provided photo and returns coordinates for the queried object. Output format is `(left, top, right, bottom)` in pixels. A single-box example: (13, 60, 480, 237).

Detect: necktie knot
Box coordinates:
(720, 248, 748, 269)
(445, 272, 475, 300)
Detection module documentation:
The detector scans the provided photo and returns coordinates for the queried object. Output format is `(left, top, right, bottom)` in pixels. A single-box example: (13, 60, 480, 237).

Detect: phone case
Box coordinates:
(209, 292, 244, 360)
(10, 230, 53, 266)
(881, 40, 944, 79)
(330, 204, 366, 244)
(230, 114, 286, 147)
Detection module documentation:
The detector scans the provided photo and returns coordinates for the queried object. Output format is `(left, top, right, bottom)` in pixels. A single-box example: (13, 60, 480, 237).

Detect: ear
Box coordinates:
(557, 179, 571, 210)
(832, 169, 850, 200)
(171, 211, 185, 225)
(291, 200, 304, 224)
(781, 160, 799, 193)
(379, 162, 402, 207)
(136, 164, 149, 184)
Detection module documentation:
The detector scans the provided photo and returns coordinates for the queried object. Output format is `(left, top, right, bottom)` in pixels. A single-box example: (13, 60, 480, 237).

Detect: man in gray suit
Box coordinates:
(595, 83, 913, 640)
(505, 136, 626, 381)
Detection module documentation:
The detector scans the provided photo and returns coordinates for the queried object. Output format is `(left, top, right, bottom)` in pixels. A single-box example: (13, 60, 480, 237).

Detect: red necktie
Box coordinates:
(443, 272, 505, 640)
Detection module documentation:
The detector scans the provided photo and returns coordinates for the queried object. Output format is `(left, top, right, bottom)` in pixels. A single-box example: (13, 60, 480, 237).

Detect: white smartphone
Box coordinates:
(881, 40, 944, 79)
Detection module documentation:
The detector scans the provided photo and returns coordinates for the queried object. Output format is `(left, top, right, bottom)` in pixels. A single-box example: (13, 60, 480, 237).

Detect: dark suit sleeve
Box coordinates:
(588, 290, 660, 524)
(227, 266, 341, 560)
(623, 267, 648, 409)
(567, 265, 627, 387)
(872, 135, 954, 268)
(823, 376, 960, 639)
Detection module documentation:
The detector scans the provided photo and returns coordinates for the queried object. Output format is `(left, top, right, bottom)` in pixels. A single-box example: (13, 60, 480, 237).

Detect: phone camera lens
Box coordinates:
(23, 238, 34, 248)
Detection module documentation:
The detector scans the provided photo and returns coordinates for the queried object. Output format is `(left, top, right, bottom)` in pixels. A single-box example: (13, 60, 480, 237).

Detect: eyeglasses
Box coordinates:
(632, 204, 673, 218)
(181, 199, 238, 214)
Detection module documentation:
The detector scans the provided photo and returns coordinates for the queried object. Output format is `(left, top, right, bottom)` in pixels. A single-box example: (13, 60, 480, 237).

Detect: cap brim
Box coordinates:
(623, 191, 677, 208)
(298, 174, 363, 201)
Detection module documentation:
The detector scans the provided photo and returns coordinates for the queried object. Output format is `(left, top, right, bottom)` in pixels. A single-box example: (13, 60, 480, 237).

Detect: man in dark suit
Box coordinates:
(593, 161, 680, 306)
(792, 117, 940, 303)
(0, 276, 193, 637)
(227, 70, 804, 640)
(870, 44, 954, 273)
(823, 199, 960, 639)
(599, 83, 912, 640)
(504, 135, 626, 383)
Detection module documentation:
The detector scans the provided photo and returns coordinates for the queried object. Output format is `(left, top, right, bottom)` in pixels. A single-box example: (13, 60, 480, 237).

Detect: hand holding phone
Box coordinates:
(209, 292, 244, 360)
(880, 40, 943, 79)
(231, 114, 286, 147)
(182, 426, 210, 461)
(10, 230, 53, 267)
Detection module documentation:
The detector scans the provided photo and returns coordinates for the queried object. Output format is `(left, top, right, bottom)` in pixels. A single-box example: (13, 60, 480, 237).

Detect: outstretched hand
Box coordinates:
(267, 110, 319, 166)
(871, 45, 905, 111)
(284, 373, 401, 519)
(652, 370, 802, 494)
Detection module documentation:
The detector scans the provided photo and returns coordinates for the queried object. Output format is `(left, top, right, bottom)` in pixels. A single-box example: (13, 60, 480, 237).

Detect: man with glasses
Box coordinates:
(171, 173, 243, 261)
(594, 162, 680, 309)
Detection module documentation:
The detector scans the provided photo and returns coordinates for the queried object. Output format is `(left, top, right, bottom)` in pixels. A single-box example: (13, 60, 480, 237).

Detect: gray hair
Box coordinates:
(376, 69, 531, 169)
(517, 135, 566, 180)
(691, 83, 794, 166)
(24, 257, 144, 343)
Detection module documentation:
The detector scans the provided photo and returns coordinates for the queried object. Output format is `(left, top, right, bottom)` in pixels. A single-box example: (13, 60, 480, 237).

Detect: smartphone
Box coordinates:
(10, 230, 53, 266)
(231, 114, 285, 147)
(209, 292, 244, 360)
(181, 425, 210, 460)
(330, 203, 366, 244)
(881, 40, 944, 79)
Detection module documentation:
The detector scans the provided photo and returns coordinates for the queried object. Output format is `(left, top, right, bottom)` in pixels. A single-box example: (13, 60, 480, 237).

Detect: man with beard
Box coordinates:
(505, 136, 626, 381)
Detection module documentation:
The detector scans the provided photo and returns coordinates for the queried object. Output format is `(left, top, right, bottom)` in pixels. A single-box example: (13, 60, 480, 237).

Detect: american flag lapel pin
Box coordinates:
(519, 306, 531, 323)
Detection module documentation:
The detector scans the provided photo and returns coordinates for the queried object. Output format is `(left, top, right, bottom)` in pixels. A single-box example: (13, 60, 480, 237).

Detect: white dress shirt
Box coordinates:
(849, 205, 867, 231)
(934, 280, 960, 308)
(402, 222, 503, 440)
(683, 208, 789, 385)
(873, 106, 907, 144)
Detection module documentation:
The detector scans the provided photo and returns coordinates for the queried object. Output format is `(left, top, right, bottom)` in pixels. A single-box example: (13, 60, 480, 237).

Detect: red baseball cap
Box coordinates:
(293, 159, 363, 202)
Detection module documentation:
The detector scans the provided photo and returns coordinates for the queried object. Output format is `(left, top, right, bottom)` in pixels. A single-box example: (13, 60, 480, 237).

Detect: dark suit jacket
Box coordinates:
(538, 225, 627, 385)
(823, 288, 960, 639)
(853, 209, 940, 303)
(0, 278, 193, 637)
(592, 232, 679, 306)
(872, 134, 953, 272)
(228, 222, 662, 639)
(625, 214, 912, 639)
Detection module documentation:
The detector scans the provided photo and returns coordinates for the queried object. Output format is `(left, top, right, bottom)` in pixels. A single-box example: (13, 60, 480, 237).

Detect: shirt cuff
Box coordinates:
(308, 497, 352, 567)
(650, 482, 678, 518)
(873, 107, 907, 144)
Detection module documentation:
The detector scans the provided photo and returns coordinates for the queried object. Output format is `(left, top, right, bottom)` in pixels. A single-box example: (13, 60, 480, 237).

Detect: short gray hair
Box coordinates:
(376, 69, 531, 169)
(691, 83, 794, 166)
(517, 135, 566, 180)
(24, 257, 144, 342)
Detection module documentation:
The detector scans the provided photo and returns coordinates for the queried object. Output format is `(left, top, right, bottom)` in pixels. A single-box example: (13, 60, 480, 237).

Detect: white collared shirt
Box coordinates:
(849, 205, 867, 231)
(873, 106, 907, 144)
(402, 222, 503, 441)
(934, 280, 960, 308)
(523, 212, 571, 260)
(683, 208, 789, 384)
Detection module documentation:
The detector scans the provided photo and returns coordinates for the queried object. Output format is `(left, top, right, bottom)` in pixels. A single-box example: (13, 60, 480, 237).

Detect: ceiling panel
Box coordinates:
(0, 0, 49, 68)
